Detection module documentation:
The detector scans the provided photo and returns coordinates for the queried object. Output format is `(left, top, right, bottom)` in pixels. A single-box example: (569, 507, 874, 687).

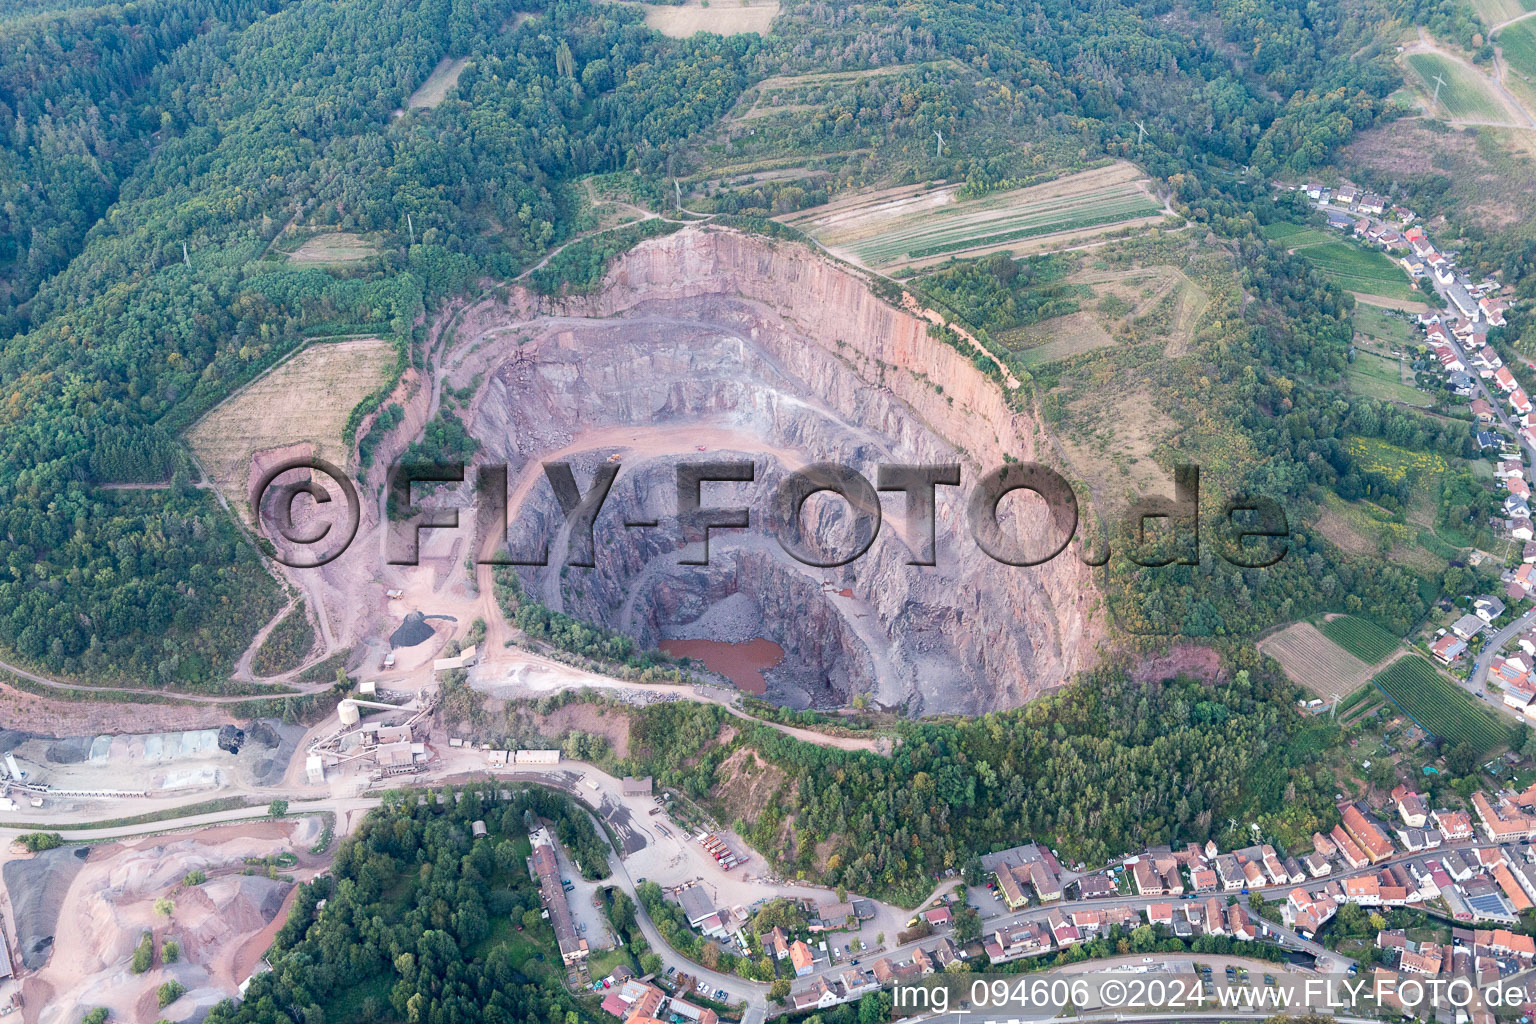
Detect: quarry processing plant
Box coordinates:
(304, 682, 440, 784)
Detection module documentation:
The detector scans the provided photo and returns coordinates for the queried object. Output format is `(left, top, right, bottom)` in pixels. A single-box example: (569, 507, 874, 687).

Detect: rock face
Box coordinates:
(463, 226, 1103, 713)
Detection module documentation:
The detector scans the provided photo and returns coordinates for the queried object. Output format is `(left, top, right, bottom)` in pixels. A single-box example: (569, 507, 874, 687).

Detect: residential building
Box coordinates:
(1391, 785, 1429, 827)
(1473, 791, 1536, 842)
(790, 978, 842, 1011)
(1451, 614, 1488, 640)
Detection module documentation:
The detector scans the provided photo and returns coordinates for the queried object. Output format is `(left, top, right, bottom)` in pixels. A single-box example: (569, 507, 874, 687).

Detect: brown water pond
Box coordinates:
(659, 637, 785, 695)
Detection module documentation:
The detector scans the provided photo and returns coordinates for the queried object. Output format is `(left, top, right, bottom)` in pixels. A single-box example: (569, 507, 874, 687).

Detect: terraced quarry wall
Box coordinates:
(447, 226, 1104, 713)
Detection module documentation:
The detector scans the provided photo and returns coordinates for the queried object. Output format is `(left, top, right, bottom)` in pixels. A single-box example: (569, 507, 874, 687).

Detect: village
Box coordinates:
(1287, 184, 1536, 728)
(579, 753, 1536, 1021)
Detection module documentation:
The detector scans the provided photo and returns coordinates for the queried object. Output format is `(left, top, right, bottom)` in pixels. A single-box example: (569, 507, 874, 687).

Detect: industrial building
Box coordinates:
(304, 685, 439, 783)
(529, 827, 588, 964)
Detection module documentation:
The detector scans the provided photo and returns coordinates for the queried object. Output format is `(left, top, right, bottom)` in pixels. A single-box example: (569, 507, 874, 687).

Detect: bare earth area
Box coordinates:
(626, 0, 779, 37)
(5, 818, 324, 1024)
(324, 225, 1104, 714)
(0, 679, 234, 734)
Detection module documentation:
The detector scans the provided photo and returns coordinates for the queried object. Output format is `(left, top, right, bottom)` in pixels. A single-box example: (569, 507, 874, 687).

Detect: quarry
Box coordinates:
(315, 225, 1107, 715)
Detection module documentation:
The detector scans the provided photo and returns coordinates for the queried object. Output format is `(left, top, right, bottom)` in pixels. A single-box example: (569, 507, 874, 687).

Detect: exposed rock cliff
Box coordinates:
(454, 226, 1104, 713)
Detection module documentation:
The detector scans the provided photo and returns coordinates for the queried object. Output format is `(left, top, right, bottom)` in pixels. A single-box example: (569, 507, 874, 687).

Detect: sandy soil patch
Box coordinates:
(285, 232, 378, 265)
(407, 56, 469, 109)
(1257, 621, 1377, 699)
(187, 337, 395, 518)
(627, 0, 778, 37)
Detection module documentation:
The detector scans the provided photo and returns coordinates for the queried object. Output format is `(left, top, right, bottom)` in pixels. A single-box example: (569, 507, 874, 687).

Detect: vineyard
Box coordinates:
(1372, 656, 1508, 754)
(1319, 615, 1402, 664)
(1258, 622, 1374, 698)
(781, 162, 1168, 271)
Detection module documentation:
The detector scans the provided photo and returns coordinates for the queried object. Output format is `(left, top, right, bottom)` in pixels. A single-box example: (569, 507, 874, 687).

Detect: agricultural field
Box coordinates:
(1011, 312, 1116, 366)
(1353, 303, 1422, 349)
(1335, 683, 1387, 724)
(1475, 0, 1536, 26)
(779, 162, 1168, 271)
(1348, 351, 1431, 407)
(1498, 19, 1536, 109)
(1258, 622, 1378, 699)
(626, 0, 779, 37)
(405, 56, 469, 110)
(1404, 52, 1509, 122)
(1263, 222, 1420, 302)
(1319, 615, 1403, 663)
(286, 232, 380, 266)
(1372, 655, 1509, 754)
(187, 337, 397, 518)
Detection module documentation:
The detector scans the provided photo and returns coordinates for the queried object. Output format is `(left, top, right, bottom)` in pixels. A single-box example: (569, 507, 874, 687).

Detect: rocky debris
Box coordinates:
(3, 845, 90, 970)
(389, 610, 436, 647)
(217, 724, 245, 754)
(662, 592, 762, 643)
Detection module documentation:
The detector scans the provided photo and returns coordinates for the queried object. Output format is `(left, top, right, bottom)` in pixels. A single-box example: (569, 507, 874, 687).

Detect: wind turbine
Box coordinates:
(1432, 74, 1448, 112)
(933, 130, 944, 158)
(1136, 121, 1147, 148)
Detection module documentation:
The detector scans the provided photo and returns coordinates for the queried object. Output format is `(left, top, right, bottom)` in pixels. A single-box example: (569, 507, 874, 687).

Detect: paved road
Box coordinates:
(0, 797, 368, 842)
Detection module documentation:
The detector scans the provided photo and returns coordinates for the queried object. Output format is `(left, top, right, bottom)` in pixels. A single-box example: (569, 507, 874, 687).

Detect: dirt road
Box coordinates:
(1406, 28, 1536, 128)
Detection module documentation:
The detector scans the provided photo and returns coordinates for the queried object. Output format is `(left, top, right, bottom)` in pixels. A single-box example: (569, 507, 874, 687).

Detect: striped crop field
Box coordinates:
(780, 162, 1168, 271)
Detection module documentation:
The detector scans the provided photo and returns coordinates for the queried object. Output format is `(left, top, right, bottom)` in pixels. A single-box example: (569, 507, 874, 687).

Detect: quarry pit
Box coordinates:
(339, 226, 1105, 714)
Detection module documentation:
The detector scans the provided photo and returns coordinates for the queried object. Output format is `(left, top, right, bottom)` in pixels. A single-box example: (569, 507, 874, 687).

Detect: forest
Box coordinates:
(611, 649, 1346, 906)
(203, 784, 608, 1024)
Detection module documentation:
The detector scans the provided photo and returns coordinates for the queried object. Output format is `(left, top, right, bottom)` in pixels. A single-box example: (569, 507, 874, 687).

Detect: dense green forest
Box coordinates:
(203, 784, 608, 1024)
(249, 601, 317, 677)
